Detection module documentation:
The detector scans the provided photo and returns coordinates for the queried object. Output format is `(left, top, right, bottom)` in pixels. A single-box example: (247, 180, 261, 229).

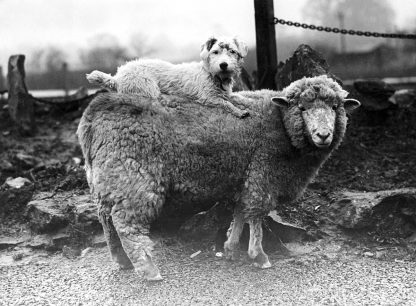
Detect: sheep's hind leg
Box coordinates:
(111, 210, 163, 281)
(224, 210, 245, 260)
(248, 219, 271, 269)
(99, 208, 133, 270)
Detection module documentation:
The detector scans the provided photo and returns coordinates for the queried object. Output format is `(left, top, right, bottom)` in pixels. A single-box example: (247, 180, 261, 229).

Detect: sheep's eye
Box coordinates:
(299, 105, 306, 111)
(212, 50, 219, 55)
(332, 105, 338, 110)
(230, 50, 236, 54)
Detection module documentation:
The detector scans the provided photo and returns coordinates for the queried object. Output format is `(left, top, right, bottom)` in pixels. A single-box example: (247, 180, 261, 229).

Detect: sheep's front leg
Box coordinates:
(224, 210, 245, 260)
(248, 218, 271, 269)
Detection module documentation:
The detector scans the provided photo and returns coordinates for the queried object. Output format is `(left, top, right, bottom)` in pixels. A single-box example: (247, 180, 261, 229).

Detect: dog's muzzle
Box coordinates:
(220, 62, 228, 71)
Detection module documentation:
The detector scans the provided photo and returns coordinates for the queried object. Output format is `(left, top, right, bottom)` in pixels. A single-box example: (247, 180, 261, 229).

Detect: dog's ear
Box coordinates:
(200, 37, 217, 61)
(233, 37, 248, 58)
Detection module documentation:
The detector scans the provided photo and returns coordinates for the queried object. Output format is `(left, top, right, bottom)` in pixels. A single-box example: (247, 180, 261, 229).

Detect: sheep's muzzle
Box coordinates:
(302, 105, 336, 149)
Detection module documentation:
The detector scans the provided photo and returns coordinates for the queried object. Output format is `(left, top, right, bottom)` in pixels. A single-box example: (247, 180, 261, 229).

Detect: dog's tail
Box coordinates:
(86, 70, 117, 91)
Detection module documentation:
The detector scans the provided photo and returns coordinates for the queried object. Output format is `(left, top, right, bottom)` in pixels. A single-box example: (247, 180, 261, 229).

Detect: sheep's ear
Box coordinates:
(200, 37, 217, 61)
(343, 98, 361, 113)
(271, 96, 290, 108)
(233, 37, 248, 58)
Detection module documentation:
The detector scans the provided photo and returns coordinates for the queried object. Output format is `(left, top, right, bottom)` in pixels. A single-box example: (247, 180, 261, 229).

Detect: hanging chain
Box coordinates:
(274, 18, 416, 40)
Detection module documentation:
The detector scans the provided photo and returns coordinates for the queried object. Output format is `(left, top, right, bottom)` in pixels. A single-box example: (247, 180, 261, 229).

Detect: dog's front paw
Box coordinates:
(238, 110, 250, 118)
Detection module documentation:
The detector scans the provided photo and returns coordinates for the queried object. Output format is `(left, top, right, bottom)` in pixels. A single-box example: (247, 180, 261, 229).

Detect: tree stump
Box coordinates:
(7, 55, 36, 136)
(275, 44, 342, 90)
(0, 66, 6, 92)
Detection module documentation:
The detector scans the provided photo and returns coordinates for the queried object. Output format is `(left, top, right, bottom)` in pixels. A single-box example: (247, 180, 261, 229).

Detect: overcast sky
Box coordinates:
(0, 0, 415, 70)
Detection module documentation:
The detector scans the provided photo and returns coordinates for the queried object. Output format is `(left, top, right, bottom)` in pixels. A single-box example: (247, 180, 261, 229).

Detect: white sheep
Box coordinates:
(77, 75, 360, 280)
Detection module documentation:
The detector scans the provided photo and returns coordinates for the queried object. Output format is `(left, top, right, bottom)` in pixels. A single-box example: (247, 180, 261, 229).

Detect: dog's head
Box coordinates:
(200, 36, 248, 83)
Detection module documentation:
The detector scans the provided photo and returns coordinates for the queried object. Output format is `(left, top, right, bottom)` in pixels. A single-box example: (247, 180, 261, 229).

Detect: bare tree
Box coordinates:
(129, 32, 154, 58)
(27, 47, 67, 72)
(80, 34, 130, 70)
(301, 0, 395, 52)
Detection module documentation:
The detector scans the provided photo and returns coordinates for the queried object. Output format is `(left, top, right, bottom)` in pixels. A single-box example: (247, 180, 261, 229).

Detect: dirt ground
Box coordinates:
(1, 93, 416, 304)
(2, 244, 416, 305)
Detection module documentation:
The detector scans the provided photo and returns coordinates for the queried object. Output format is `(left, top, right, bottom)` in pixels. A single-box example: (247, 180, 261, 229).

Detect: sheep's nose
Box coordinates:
(220, 62, 228, 71)
(317, 132, 330, 141)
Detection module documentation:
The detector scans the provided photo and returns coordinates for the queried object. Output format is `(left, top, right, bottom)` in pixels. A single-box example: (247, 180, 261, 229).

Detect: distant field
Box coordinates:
(1, 89, 98, 99)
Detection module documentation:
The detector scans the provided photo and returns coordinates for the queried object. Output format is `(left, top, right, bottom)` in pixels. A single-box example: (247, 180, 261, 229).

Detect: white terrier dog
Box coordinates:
(86, 36, 251, 118)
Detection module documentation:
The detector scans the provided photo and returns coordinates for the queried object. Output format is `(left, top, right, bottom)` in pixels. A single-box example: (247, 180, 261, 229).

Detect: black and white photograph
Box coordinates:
(1, 0, 416, 304)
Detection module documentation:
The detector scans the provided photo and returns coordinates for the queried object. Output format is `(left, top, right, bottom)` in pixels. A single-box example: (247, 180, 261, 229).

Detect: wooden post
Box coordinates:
(62, 62, 68, 97)
(254, 0, 278, 90)
(7, 55, 36, 136)
(0, 66, 5, 92)
(337, 11, 346, 54)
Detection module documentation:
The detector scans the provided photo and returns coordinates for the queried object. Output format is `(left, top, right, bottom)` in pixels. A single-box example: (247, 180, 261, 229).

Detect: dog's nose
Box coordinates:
(219, 62, 228, 71)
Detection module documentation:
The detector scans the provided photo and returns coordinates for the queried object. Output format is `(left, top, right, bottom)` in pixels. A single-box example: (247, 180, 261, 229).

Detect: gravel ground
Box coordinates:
(1, 245, 416, 306)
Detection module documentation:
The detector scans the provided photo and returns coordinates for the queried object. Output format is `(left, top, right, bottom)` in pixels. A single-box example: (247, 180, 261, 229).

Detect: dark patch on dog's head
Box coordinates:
(218, 42, 230, 50)
(205, 37, 218, 51)
(218, 41, 242, 59)
(233, 38, 240, 49)
(232, 37, 248, 58)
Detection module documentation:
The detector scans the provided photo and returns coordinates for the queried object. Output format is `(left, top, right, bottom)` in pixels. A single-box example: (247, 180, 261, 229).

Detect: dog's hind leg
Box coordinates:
(86, 70, 117, 91)
(116, 65, 161, 98)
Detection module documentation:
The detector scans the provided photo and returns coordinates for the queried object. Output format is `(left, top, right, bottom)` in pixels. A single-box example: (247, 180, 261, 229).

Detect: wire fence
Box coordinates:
(274, 18, 416, 40)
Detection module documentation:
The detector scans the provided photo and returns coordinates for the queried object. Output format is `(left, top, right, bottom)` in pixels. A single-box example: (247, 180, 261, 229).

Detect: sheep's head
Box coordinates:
(272, 75, 360, 149)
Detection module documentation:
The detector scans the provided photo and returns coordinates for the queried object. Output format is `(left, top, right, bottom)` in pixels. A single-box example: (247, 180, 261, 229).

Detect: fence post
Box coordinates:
(0, 66, 5, 92)
(254, 0, 278, 90)
(7, 55, 36, 136)
(337, 11, 346, 53)
(62, 62, 68, 97)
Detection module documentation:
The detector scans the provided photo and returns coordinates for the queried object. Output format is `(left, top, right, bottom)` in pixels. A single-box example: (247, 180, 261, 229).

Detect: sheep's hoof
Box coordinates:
(226, 251, 239, 261)
(253, 261, 272, 269)
(253, 253, 272, 269)
(145, 272, 164, 281)
(113, 251, 134, 270)
(118, 262, 134, 270)
(224, 241, 240, 260)
(142, 266, 163, 281)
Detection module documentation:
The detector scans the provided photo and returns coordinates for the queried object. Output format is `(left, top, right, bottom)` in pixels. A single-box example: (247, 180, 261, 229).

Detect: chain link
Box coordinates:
(273, 18, 416, 40)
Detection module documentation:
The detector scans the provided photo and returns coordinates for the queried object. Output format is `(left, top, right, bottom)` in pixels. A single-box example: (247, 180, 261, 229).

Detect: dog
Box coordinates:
(86, 36, 251, 118)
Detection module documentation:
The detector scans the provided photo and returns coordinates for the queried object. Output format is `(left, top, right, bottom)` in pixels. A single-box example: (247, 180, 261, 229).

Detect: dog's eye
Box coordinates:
(230, 50, 236, 54)
(332, 104, 338, 111)
(299, 105, 306, 111)
(212, 50, 219, 55)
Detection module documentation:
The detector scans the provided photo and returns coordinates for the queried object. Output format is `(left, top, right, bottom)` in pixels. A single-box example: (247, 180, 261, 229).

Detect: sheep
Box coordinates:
(77, 75, 360, 280)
